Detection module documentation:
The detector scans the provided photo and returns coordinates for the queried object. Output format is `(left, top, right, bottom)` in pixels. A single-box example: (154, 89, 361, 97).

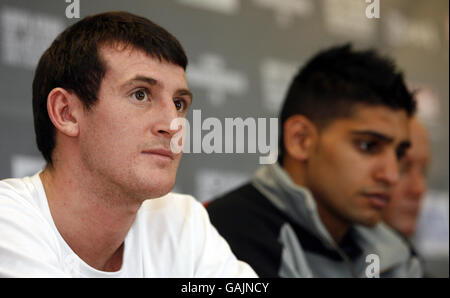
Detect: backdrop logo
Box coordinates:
(365, 254, 380, 278)
(65, 0, 80, 19)
(253, 0, 314, 28)
(178, 0, 240, 15)
(187, 54, 248, 106)
(385, 11, 441, 52)
(323, 0, 376, 41)
(0, 7, 64, 69)
(260, 58, 300, 113)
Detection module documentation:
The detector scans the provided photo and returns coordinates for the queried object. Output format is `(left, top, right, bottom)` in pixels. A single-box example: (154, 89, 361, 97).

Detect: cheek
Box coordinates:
(384, 190, 404, 219)
(81, 114, 139, 166)
(392, 179, 408, 198)
(318, 145, 364, 187)
(314, 149, 376, 209)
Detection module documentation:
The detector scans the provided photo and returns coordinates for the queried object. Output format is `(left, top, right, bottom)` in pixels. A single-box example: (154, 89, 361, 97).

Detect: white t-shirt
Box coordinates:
(0, 173, 257, 278)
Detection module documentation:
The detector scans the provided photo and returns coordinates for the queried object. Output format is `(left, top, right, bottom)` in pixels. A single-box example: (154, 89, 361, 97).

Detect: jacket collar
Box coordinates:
(252, 163, 414, 273)
(252, 163, 336, 248)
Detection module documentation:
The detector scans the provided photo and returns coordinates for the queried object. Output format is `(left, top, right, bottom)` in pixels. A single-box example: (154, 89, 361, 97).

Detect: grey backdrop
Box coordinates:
(0, 0, 448, 276)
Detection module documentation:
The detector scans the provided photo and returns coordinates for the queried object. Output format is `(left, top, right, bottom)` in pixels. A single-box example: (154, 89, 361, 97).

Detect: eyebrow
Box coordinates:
(123, 75, 158, 87)
(350, 130, 394, 143)
(351, 130, 411, 150)
(176, 89, 194, 102)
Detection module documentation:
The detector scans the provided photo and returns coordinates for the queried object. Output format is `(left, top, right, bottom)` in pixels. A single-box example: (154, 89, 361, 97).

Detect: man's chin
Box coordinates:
(359, 215, 381, 227)
(132, 168, 177, 195)
(149, 181, 176, 198)
(138, 187, 171, 201)
(351, 209, 382, 227)
(152, 187, 173, 199)
(129, 178, 175, 201)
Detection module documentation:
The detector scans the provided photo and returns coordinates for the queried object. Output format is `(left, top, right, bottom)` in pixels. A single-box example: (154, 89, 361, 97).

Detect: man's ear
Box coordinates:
(283, 115, 318, 162)
(46, 88, 81, 137)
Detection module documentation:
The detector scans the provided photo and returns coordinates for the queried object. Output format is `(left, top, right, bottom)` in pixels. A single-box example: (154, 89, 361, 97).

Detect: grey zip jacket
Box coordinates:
(207, 163, 423, 277)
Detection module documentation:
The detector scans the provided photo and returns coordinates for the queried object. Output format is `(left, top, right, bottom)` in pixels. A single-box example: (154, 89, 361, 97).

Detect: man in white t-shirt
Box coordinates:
(0, 11, 257, 278)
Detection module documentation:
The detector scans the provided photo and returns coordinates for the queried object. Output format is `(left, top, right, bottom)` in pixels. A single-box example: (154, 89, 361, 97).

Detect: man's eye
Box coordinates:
(357, 140, 379, 154)
(396, 146, 407, 160)
(174, 99, 187, 112)
(131, 89, 149, 102)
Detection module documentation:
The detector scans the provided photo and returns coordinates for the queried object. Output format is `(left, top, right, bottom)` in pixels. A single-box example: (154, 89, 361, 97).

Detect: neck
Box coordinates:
(283, 157, 350, 243)
(314, 201, 350, 243)
(40, 163, 141, 272)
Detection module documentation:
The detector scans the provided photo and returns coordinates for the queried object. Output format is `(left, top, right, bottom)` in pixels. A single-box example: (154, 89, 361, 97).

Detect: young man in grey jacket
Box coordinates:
(207, 44, 423, 278)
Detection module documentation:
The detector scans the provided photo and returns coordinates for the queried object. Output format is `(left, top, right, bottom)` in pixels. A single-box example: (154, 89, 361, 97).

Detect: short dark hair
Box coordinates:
(278, 44, 416, 164)
(32, 11, 188, 165)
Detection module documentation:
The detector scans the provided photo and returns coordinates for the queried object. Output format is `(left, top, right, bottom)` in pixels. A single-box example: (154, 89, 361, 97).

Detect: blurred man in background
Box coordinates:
(207, 44, 423, 278)
(382, 117, 431, 239)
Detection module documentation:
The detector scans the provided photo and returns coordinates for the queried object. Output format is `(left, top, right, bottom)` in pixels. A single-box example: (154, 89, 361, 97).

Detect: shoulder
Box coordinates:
(137, 192, 209, 233)
(0, 175, 65, 277)
(140, 192, 204, 218)
(0, 174, 53, 229)
(355, 222, 423, 276)
(0, 176, 35, 203)
(207, 183, 281, 217)
(134, 192, 258, 277)
(207, 183, 286, 277)
(0, 175, 48, 221)
(356, 222, 411, 255)
(207, 183, 286, 231)
(208, 183, 260, 206)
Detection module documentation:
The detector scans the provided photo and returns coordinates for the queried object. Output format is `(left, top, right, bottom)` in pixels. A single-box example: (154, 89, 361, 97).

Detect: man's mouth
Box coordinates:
(362, 192, 390, 209)
(142, 148, 175, 160)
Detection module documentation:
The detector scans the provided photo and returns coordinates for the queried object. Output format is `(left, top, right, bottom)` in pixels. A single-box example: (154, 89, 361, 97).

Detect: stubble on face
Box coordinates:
(77, 44, 188, 203)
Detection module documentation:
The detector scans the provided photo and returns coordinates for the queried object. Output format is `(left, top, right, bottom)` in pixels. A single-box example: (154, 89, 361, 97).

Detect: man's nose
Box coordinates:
(375, 151, 400, 186)
(151, 100, 182, 138)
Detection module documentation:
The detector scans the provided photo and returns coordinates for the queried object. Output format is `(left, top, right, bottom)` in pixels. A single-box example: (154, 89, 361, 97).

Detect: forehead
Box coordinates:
(99, 44, 187, 87)
(323, 104, 410, 141)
